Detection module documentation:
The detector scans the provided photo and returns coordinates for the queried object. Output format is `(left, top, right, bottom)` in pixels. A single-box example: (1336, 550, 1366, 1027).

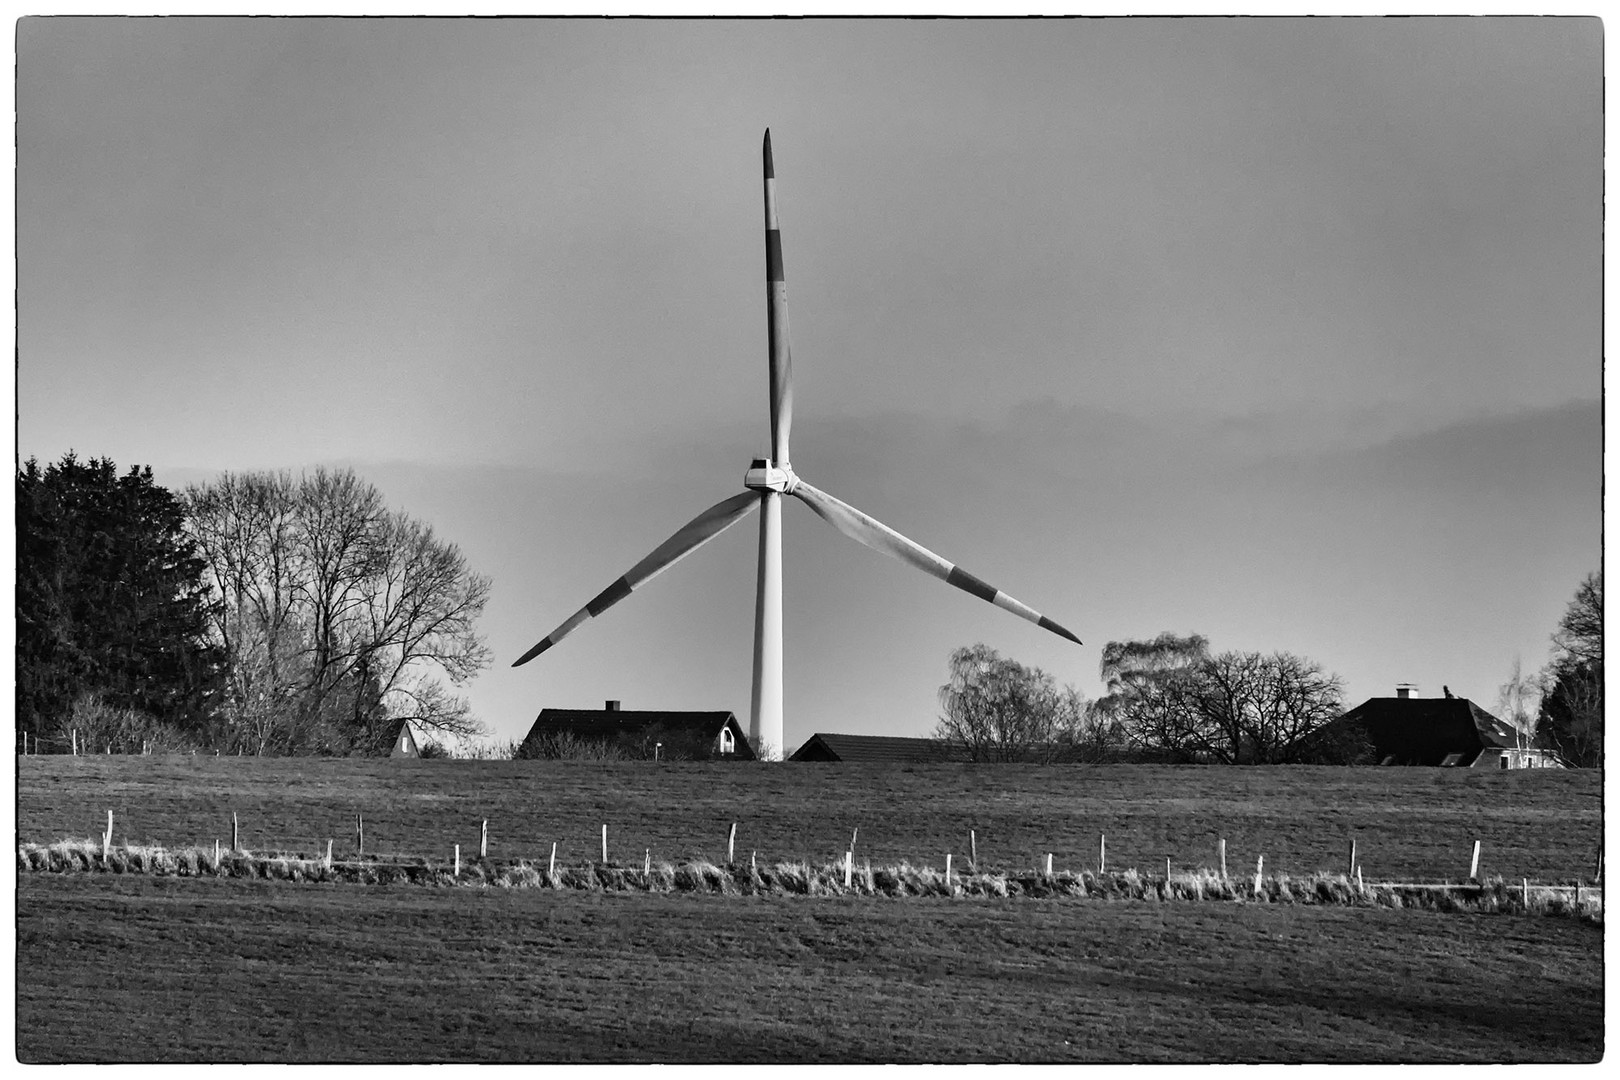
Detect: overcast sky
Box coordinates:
(15, 16, 1602, 751)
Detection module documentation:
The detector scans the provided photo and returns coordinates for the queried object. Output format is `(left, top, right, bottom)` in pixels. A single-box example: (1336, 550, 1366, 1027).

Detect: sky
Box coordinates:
(13, 15, 1604, 753)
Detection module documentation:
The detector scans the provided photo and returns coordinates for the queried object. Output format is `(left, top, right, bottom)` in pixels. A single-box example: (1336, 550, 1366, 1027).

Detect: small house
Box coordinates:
(1334, 685, 1564, 768)
(788, 733, 970, 763)
(519, 700, 755, 761)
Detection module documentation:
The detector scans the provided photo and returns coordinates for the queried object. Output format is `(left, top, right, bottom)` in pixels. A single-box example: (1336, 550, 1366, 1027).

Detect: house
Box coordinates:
(1333, 685, 1564, 768)
(788, 733, 971, 763)
(519, 700, 755, 761)
(388, 719, 423, 758)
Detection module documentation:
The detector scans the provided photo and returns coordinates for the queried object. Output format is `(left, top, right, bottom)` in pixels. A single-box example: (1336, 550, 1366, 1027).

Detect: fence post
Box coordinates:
(851, 828, 858, 855)
(1254, 855, 1264, 897)
(72, 729, 77, 756)
(1045, 852, 1053, 880)
(454, 844, 460, 877)
(481, 819, 488, 859)
(644, 849, 651, 877)
(728, 823, 737, 865)
(1219, 838, 1227, 879)
(1522, 877, 1530, 909)
(751, 850, 757, 873)
(1165, 856, 1171, 886)
(213, 838, 220, 870)
(232, 812, 239, 852)
(945, 853, 953, 893)
(1100, 833, 1106, 873)
(844, 849, 853, 888)
(970, 829, 977, 872)
(601, 824, 608, 864)
(1357, 866, 1364, 894)
(357, 813, 364, 857)
(1469, 839, 1481, 882)
(1348, 837, 1357, 878)
(325, 839, 333, 868)
(103, 810, 113, 861)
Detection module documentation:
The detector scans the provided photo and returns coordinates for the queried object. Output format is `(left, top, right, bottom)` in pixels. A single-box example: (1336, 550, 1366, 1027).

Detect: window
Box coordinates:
(720, 728, 735, 755)
(1499, 754, 1509, 770)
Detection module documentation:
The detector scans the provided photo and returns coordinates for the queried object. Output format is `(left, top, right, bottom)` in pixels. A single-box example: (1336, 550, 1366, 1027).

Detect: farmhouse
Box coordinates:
(1332, 686, 1564, 768)
(519, 700, 755, 760)
(788, 733, 970, 763)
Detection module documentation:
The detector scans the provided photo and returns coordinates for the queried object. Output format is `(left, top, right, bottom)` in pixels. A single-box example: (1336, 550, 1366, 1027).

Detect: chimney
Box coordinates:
(1396, 685, 1411, 699)
(605, 700, 621, 712)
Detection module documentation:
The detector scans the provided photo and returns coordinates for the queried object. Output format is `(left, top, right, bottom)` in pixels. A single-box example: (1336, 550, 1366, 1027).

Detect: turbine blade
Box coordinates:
(789, 477, 1082, 645)
(513, 490, 763, 666)
(763, 129, 794, 464)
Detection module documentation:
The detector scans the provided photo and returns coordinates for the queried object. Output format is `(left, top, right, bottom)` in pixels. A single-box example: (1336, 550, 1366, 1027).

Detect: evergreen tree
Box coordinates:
(16, 453, 223, 746)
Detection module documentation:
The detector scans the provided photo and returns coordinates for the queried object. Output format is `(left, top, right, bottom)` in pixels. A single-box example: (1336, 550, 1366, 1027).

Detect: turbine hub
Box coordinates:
(744, 457, 796, 493)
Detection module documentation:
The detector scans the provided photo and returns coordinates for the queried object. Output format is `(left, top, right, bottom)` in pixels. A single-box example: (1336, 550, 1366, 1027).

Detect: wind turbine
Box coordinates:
(514, 131, 1081, 759)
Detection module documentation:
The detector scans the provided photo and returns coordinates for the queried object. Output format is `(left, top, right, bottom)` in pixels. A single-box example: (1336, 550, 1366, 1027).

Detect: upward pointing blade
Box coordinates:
(512, 490, 763, 666)
(763, 129, 793, 464)
(788, 477, 1082, 645)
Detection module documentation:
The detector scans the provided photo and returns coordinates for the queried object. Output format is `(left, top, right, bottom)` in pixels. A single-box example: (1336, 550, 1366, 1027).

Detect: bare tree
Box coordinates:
(184, 468, 492, 754)
(1537, 570, 1603, 767)
(934, 643, 1088, 762)
(1092, 632, 1210, 762)
(1495, 656, 1541, 753)
(1100, 633, 1344, 763)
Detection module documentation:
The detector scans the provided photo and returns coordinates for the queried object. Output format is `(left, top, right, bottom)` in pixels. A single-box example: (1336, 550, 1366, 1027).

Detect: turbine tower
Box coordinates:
(514, 131, 1081, 759)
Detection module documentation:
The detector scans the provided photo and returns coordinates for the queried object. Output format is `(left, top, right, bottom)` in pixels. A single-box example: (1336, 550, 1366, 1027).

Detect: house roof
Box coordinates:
(1338, 695, 1519, 766)
(788, 733, 970, 763)
(520, 708, 755, 759)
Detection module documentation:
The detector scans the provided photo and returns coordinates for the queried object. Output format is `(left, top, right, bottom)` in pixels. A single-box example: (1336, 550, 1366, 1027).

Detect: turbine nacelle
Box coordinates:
(743, 458, 796, 494)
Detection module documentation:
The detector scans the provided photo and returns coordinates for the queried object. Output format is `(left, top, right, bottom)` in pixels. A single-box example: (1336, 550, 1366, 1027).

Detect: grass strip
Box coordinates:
(16, 839, 1602, 922)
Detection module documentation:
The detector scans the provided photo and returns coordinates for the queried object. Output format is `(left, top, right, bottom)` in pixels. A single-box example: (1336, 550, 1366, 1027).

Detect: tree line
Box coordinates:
(935, 570, 1602, 766)
(934, 636, 1353, 764)
(16, 453, 491, 755)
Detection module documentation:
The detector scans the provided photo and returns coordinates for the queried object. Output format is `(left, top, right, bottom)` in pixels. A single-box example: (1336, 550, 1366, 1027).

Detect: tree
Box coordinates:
(933, 643, 1090, 762)
(1537, 571, 1602, 767)
(1495, 656, 1541, 753)
(1091, 633, 1210, 763)
(16, 453, 223, 747)
(1098, 633, 1346, 763)
(183, 467, 493, 755)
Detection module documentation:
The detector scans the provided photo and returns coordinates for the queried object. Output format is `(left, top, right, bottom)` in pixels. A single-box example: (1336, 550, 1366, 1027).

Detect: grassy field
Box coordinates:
(16, 758, 1604, 1063)
(15, 873, 1602, 1063)
(17, 757, 1603, 882)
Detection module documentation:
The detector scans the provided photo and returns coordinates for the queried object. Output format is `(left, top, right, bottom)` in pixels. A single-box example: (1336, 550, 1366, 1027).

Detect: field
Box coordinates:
(16, 757, 1604, 881)
(15, 758, 1606, 1062)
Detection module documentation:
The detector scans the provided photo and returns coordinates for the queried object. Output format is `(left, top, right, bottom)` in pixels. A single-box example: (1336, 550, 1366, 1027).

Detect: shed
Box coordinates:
(1334, 686, 1563, 768)
(388, 719, 423, 758)
(519, 700, 754, 761)
(788, 733, 970, 763)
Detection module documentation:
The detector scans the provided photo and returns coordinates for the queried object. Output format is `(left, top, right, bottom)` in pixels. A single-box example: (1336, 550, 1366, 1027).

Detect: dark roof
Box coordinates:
(520, 708, 755, 760)
(1337, 695, 1517, 766)
(789, 733, 970, 763)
